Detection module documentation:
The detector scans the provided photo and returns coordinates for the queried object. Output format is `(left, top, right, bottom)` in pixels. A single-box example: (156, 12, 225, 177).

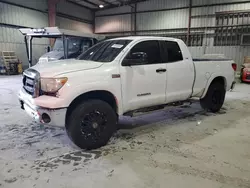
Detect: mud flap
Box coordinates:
(230, 81, 236, 91)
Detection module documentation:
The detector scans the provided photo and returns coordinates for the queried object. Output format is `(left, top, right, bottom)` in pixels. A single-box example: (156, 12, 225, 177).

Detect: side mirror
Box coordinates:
(47, 46, 51, 52)
(122, 52, 148, 66)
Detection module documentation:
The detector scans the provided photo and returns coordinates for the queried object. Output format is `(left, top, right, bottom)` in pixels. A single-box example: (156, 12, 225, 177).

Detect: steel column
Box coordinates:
(187, 0, 192, 45)
(48, 0, 60, 46)
(28, 36, 33, 67)
(131, 3, 137, 35)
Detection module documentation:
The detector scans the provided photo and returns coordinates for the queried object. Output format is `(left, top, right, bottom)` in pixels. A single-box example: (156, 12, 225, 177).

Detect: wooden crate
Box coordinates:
(244, 56, 250, 64)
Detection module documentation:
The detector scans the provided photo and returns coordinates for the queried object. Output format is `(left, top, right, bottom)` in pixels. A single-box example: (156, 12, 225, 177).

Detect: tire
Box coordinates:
(200, 82, 226, 113)
(66, 100, 117, 150)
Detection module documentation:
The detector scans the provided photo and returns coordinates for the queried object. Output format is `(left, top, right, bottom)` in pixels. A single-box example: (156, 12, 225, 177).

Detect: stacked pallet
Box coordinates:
(244, 56, 250, 64)
(0, 51, 19, 75)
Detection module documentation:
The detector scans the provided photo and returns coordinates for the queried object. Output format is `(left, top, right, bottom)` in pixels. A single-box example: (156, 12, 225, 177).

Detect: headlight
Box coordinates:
(41, 77, 68, 93)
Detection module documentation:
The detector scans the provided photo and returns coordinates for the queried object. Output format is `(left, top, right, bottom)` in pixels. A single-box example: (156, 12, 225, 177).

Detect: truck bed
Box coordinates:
(191, 58, 235, 97)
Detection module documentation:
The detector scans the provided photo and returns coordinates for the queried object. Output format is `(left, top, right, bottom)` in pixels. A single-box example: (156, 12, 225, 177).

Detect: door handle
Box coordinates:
(156, 68, 167, 73)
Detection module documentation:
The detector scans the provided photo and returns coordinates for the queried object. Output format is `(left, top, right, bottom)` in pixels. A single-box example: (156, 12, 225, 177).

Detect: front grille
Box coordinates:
(23, 76, 35, 95)
(23, 69, 40, 98)
(246, 75, 250, 80)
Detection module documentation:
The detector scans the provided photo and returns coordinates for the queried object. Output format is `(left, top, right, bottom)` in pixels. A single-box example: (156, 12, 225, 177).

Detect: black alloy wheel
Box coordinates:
(66, 100, 117, 150)
(200, 82, 226, 113)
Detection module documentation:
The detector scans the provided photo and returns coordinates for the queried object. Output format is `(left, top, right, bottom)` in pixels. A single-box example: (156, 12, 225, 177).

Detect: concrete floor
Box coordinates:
(0, 75, 250, 188)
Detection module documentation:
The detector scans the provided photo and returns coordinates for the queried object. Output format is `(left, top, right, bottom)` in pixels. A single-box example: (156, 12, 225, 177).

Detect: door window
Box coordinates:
(126, 40, 162, 65)
(162, 41, 183, 63)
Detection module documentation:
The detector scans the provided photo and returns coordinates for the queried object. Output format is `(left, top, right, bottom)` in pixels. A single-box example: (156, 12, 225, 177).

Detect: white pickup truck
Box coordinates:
(19, 36, 236, 149)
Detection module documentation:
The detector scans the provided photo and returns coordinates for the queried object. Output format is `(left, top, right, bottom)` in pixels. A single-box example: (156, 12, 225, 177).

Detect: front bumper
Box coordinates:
(18, 88, 67, 127)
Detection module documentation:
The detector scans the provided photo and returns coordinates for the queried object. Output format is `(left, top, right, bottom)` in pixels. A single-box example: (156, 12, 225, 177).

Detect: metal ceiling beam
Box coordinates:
(99, 0, 115, 6)
(100, 0, 148, 10)
(66, 0, 95, 10)
(77, 0, 99, 8)
(116, 0, 133, 7)
(69, 0, 149, 11)
(115, 0, 123, 4)
(117, 0, 148, 6)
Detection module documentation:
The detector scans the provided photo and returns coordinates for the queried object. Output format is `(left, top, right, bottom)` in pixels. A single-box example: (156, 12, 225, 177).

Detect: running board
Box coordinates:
(123, 100, 193, 117)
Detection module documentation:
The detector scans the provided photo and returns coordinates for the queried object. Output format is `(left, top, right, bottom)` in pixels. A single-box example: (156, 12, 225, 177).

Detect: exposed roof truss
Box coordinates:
(67, 0, 149, 10)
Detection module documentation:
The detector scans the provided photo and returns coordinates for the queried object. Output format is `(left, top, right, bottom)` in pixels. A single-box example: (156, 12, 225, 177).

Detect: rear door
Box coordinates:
(120, 40, 167, 112)
(161, 40, 194, 103)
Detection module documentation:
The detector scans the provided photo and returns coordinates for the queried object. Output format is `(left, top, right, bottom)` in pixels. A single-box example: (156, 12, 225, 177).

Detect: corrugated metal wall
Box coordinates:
(95, 0, 250, 70)
(1, 0, 48, 11)
(137, 0, 188, 10)
(0, 3, 48, 27)
(191, 0, 250, 68)
(95, 15, 131, 33)
(95, 6, 132, 33)
(57, 0, 93, 21)
(137, 9, 189, 30)
(56, 0, 93, 33)
(95, 0, 190, 33)
(56, 17, 93, 33)
(0, 1, 49, 69)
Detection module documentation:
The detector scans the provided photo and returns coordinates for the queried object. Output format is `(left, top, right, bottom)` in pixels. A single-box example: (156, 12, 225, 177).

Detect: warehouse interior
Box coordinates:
(0, 0, 250, 187)
(1, 0, 250, 70)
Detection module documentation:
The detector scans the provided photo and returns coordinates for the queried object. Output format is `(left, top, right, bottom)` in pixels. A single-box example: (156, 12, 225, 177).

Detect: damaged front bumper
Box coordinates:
(18, 88, 66, 127)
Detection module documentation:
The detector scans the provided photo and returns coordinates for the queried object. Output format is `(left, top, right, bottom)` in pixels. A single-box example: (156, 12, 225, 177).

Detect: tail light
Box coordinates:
(232, 63, 237, 71)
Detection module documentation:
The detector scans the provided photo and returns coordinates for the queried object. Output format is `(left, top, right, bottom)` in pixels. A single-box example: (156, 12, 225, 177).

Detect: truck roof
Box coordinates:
(108, 36, 182, 42)
(19, 27, 105, 40)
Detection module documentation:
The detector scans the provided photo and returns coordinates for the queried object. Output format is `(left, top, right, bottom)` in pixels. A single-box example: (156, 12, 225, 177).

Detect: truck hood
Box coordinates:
(40, 50, 64, 59)
(31, 59, 103, 77)
(38, 51, 64, 64)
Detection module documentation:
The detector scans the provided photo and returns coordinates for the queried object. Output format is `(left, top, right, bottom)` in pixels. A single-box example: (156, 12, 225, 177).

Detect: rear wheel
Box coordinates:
(200, 82, 226, 113)
(66, 100, 117, 150)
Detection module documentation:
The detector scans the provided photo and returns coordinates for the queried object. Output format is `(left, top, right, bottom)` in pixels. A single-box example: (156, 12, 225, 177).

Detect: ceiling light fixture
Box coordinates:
(99, 4, 104, 8)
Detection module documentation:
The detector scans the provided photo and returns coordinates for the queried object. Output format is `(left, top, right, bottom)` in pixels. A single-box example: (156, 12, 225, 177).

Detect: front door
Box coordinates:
(119, 40, 167, 113)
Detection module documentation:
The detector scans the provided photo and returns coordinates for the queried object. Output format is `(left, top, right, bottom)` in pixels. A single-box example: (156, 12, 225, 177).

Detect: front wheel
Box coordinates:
(66, 100, 117, 150)
(200, 82, 226, 113)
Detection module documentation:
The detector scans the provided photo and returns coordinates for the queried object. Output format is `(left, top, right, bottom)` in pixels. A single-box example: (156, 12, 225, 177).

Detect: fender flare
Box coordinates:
(200, 73, 227, 99)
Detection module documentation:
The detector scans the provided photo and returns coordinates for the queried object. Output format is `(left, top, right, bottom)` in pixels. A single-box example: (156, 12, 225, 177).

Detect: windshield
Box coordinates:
(68, 38, 81, 52)
(53, 38, 64, 51)
(53, 37, 92, 53)
(78, 40, 132, 62)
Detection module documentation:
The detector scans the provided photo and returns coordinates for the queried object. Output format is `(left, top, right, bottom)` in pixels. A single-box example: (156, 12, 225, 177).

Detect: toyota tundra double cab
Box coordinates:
(19, 36, 236, 149)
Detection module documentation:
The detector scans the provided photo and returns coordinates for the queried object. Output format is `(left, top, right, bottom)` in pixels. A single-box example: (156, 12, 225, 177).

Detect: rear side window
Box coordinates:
(163, 41, 183, 63)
